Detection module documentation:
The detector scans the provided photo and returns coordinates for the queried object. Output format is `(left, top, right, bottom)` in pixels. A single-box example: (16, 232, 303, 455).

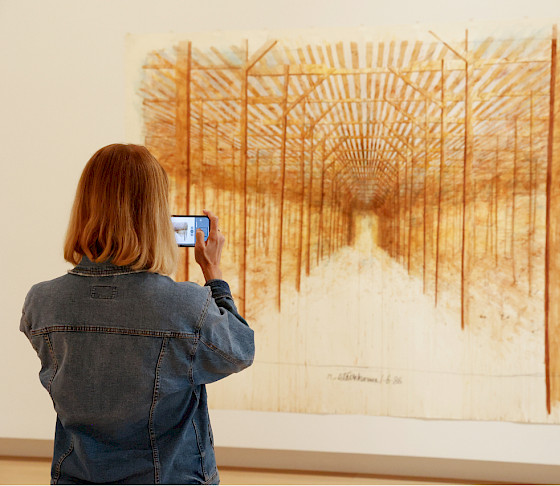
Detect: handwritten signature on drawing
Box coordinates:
(328, 371, 403, 385)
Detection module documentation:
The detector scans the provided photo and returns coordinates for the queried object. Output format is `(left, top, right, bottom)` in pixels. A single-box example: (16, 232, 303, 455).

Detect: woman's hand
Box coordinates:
(195, 209, 225, 282)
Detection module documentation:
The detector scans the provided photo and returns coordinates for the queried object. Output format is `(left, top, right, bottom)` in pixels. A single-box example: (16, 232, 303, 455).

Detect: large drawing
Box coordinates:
(126, 20, 560, 423)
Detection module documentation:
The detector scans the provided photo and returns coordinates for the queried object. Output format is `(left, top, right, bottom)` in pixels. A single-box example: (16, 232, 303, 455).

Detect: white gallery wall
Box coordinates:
(2, 0, 560, 481)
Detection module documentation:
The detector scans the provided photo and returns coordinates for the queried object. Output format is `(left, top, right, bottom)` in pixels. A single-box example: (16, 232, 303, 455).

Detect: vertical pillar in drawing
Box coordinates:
(546, 24, 560, 413)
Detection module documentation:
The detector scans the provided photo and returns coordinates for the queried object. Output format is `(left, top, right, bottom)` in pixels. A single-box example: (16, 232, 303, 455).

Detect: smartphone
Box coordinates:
(171, 215, 210, 247)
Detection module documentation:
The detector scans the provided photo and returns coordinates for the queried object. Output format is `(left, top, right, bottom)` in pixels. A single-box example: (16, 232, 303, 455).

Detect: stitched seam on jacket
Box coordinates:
(31, 325, 196, 340)
(189, 290, 211, 384)
(192, 420, 208, 481)
(149, 337, 168, 485)
(67, 269, 144, 276)
(212, 293, 232, 300)
(52, 438, 74, 484)
(203, 470, 219, 485)
(44, 334, 58, 394)
(195, 289, 211, 332)
(199, 336, 243, 365)
(187, 339, 197, 385)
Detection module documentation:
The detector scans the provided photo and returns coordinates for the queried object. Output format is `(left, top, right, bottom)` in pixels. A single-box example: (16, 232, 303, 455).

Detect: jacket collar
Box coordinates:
(68, 256, 145, 277)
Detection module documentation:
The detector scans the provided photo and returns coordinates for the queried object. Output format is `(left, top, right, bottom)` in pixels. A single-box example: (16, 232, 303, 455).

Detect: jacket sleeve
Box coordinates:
(20, 307, 31, 339)
(191, 280, 255, 385)
(19, 289, 33, 344)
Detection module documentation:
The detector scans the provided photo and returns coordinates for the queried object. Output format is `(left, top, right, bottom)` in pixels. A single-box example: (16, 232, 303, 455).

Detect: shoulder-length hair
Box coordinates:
(64, 144, 178, 275)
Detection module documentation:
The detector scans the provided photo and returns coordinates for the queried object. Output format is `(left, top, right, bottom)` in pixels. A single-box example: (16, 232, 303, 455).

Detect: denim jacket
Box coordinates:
(20, 257, 255, 484)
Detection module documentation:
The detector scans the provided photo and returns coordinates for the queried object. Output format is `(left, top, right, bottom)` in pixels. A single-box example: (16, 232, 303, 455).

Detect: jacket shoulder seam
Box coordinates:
(194, 288, 212, 332)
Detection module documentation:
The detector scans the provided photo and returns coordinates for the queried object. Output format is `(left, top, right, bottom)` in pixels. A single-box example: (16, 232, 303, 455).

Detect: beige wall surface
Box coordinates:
(3, 0, 560, 476)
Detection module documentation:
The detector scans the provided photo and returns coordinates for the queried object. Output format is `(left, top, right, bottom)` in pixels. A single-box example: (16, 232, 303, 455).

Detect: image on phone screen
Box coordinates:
(171, 215, 210, 247)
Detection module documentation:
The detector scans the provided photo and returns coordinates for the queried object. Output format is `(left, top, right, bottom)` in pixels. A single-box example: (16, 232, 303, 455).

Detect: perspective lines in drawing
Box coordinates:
(127, 20, 560, 423)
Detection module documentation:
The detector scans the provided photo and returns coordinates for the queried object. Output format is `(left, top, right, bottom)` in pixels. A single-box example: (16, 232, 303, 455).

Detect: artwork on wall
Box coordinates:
(126, 19, 560, 423)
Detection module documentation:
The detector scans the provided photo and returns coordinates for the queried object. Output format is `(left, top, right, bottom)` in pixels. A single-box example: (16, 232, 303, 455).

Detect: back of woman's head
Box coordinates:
(64, 144, 178, 275)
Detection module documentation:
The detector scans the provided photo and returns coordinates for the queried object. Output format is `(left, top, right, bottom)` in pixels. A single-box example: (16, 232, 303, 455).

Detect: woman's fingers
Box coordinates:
(203, 209, 219, 238)
(195, 210, 225, 281)
(195, 228, 205, 247)
(194, 229, 206, 266)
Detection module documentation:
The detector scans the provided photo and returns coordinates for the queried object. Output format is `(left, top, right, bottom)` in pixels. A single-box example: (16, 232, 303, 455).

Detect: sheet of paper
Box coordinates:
(126, 19, 560, 423)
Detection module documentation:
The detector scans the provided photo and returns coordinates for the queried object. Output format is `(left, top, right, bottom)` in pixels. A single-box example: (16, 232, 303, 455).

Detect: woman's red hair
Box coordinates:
(64, 144, 178, 275)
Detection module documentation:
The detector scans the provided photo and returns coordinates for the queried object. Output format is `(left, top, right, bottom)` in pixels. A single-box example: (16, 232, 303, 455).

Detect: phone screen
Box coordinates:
(171, 215, 210, 247)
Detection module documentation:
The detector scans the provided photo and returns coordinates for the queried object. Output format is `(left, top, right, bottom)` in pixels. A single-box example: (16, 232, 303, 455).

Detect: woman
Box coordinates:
(20, 144, 254, 484)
